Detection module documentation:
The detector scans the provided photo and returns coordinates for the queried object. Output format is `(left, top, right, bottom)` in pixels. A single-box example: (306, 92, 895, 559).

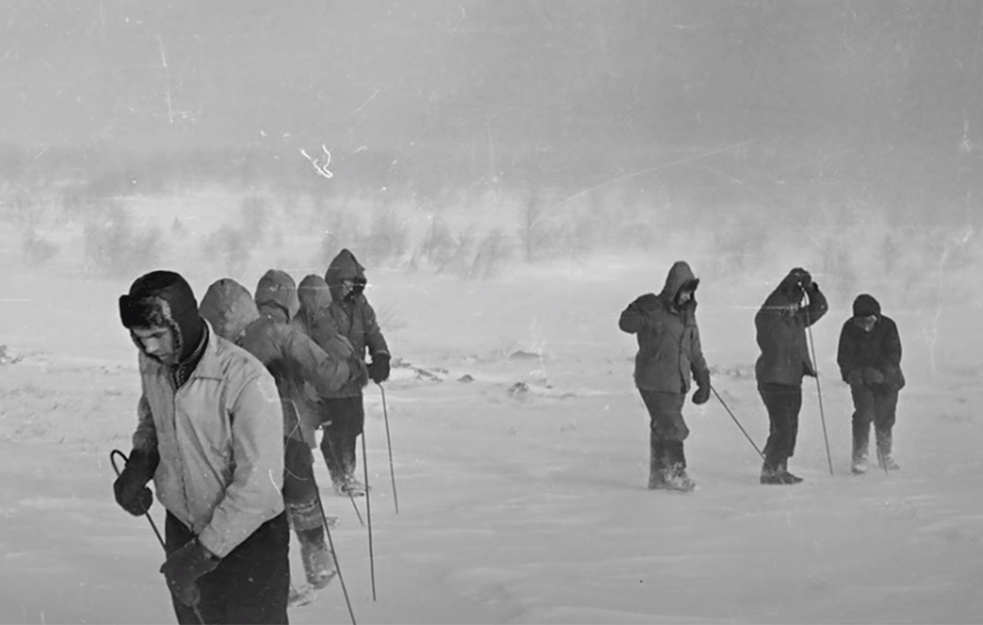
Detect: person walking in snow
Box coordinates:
(113, 270, 288, 624)
(198, 273, 363, 605)
(754, 267, 828, 485)
(836, 293, 905, 474)
(301, 250, 391, 497)
(619, 261, 711, 492)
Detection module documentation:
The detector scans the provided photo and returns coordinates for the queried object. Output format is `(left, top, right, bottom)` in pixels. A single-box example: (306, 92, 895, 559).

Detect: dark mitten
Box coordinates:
(160, 539, 220, 607)
(862, 367, 885, 386)
(691, 369, 711, 405)
(368, 353, 390, 384)
(113, 448, 159, 516)
(846, 369, 864, 387)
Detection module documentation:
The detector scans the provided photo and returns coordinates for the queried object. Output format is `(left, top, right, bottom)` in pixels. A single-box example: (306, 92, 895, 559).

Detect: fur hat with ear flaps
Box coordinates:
(119, 270, 204, 362)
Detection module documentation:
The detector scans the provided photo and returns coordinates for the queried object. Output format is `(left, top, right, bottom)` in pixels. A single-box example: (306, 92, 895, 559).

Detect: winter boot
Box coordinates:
(288, 583, 316, 608)
(298, 528, 336, 590)
(663, 465, 696, 492)
(339, 475, 368, 497)
(777, 461, 803, 483)
(876, 429, 900, 471)
(761, 460, 791, 485)
(851, 452, 869, 475)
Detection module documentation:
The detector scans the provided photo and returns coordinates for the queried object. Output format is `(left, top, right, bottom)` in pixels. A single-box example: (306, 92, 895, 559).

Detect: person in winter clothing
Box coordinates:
(255, 268, 300, 324)
(113, 270, 288, 625)
(198, 275, 359, 601)
(837, 293, 905, 474)
(304, 249, 390, 497)
(619, 261, 711, 493)
(754, 267, 828, 485)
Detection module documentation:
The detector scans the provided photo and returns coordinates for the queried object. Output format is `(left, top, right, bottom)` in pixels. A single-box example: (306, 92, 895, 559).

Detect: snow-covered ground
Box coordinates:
(2, 241, 983, 624)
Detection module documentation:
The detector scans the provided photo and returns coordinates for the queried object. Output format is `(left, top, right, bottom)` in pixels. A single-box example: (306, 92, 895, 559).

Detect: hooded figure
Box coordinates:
(255, 269, 300, 324)
(200, 276, 362, 598)
(619, 261, 711, 493)
(115, 270, 289, 624)
(296, 249, 390, 497)
(754, 267, 828, 485)
(836, 293, 904, 474)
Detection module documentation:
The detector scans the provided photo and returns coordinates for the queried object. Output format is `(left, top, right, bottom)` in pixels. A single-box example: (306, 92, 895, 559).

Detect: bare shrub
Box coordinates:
(82, 201, 163, 276)
(360, 208, 409, 267)
(412, 217, 456, 270)
(468, 229, 512, 278)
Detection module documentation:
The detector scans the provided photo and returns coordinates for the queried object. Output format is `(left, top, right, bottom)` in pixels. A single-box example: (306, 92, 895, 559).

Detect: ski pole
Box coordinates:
(110, 449, 205, 625)
(377, 383, 399, 514)
(709, 386, 765, 460)
(805, 315, 834, 476)
(360, 431, 376, 601)
(314, 487, 357, 625)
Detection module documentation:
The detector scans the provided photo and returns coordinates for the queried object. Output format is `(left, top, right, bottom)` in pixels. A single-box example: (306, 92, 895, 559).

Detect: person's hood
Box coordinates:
(324, 248, 366, 303)
(198, 278, 261, 342)
(852, 293, 881, 318)
(255, 269, 299, 323)
(119, 270, 204, 362)
(297, 274, 333, 326)
(658, 261, 700, 308)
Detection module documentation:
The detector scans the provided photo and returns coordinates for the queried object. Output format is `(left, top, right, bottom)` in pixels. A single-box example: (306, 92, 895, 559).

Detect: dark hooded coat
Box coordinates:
(836, 294, 905, 390)
(754, 269, 828, 387)
(318, 249, 389, 397)
(619, 261, 710, 394)
(199, 278, 353, 445)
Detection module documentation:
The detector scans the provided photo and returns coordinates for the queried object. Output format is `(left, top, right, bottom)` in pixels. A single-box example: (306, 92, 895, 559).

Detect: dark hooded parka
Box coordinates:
(322, 249, 390, 398)
(754, 268, 828, 387)
(619, 261, 710, 397)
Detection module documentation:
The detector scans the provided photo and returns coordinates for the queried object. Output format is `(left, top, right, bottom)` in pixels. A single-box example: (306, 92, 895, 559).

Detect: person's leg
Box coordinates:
(874, 388, 900, 469)
(342, 397, 366, 482)
(850, 385, 875, 473)
(318, 399, 349, 493)
(282, 436, 335, 590)
(210, 512, 291, 625)
(759, 384, 790, 481)
(780, 386, 803, 480)
(164, 512, 205, 625)
(640, 390, 692, 491)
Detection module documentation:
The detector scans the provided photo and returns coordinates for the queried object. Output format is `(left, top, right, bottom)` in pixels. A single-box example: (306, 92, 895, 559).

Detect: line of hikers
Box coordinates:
(112, 248, 390, 624)
(109, 250, 905, 624)
(620, 262, 905, 493)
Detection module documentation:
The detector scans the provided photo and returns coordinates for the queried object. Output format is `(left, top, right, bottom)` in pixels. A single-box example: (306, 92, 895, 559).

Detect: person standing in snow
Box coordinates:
(309, 249, 391, 497)
(619, 261, 711, 492)
(754, 267, 828, 485)
(198, 273, 362, 605)
(113, 270, 288, 624)
(836, 293, 905, 474)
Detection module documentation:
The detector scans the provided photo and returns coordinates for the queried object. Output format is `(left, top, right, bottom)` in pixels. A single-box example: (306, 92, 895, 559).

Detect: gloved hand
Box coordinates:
(692, 385, 710, 405)
(113, 448, 159, 516)
(789, 267, 812, 291)
(368, 353, 390, 384)
(862, 367, 885, 385)
(160, 539, 220, 607)
(846, 369, 864, 387)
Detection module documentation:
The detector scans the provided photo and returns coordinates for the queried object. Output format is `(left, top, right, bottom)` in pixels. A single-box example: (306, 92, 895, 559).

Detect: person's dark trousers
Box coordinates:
(319, 396, 366, 483)
(283, 437, 323, 533)
(758, 383, 803, 472)
(639, 390, 688, 477)
(165, 510, 290, 625)
(850, 384, 899, 458)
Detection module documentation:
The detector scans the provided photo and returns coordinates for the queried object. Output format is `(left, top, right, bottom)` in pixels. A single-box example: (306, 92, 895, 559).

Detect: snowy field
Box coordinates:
(2, 213, 983, 625)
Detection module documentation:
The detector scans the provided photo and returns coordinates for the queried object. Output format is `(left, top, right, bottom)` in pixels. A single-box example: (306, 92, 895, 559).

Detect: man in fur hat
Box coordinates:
(113, 270, 288, 624)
